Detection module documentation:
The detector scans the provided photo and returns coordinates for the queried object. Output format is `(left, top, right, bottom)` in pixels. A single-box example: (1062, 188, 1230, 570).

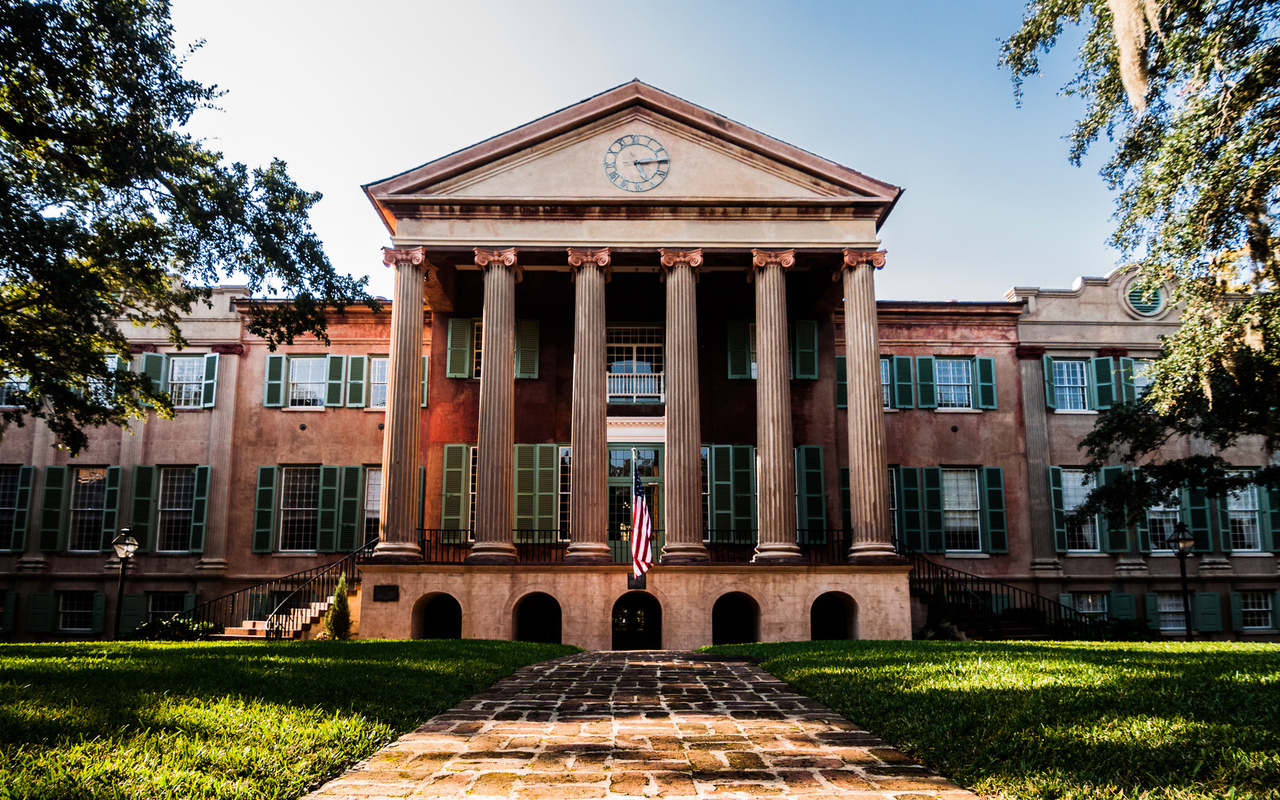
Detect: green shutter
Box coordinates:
(535, 444, 558, 532)
(916, 357, 937, 409)
(129, 465, 156, 552)
(418, 464, 425, 533)
(253, 467, 277, 553)
(711, 445, 734, 534)
(119, 594, 146, 634)
(189, 466, 209, 553)
(1230, 592, 1244, 632)
(1145, 592, 1161, 631)
(28, 592, 54, 633)
(1059, 593, 1073, 610)
(422, 354, 430, 407)
(839, 466, 851, 531)
(922, 467, 944, 553)
(731, 445, 756, 534)
(990, 593, 1012, 614)
(325, 355, 346, 406)
(1117, 357, 1136, 403)
(792, 320, 818, 380)
(346, 356, 366, 408)
(515, 319, 539, 379)
(91, 592, 105, 633)
(441, 445, 468, 531)
(514, 444, 537, 533)
(1195, 592, 1222, 632)
(1092, 357, 1115, 410)
(1263, 484, 1280, 552)
(899, 467, 923, 553)
(1049, 466, 1067, 553)
(1, 591, 14, 632)
(39, 466, 68, 552)
(201, 353, 219, 408)
(98, 466, 121, 551)
(1273, 590, 1280, 629)
(446, 318, 473, 378)
(316, 466, 340, 552)
(1111, 593, 1137, 620)
(1043, 355, 1057, 410)
(141, 353, 166, 398)
(1180, 488, 1212, 552)
(836, 356, 847, 409)
(981, 466, 1007, 553)
(795, 446, 825, 541)
(263, 355, 285, 407)
(1216, 493, 1233, 554)
(1136, 497, 1152, 552)
(337, 466, 363, 552)
(976, 357, 997, 410)
(893, 356, 914, 409)
(1099, 466, 1129, 552)
(9, 466, 33, 552)
(727, 321, 751, 379)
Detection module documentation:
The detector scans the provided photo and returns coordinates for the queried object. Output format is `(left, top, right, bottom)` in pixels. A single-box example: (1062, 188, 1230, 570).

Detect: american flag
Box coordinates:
(631, 466, 653, 578)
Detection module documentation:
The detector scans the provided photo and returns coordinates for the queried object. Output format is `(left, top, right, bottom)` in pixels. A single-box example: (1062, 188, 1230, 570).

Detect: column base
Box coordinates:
(195, 558, 229, 573)
(15, 556, 49, 572)
(564, 541, 613, 564)
(753, 542, 802, 563)
(1030, 558, 1064, 576)
(846, 541, 907, 566)
(466, 541, 518, 565)
(660, 542, 710, 565)
(371, 540, 423, 564)
(1114, 558, 1149, 576)
(1198, 556, 1233, 575)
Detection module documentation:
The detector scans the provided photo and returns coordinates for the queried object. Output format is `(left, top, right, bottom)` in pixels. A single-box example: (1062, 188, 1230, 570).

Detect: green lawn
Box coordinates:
(706, 640, 1280, 800)
(0, 639, 577, 800)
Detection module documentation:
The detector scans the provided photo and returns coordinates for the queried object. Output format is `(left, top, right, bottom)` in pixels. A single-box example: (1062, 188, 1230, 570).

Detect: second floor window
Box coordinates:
(368, 358, 389, 408)
(0, 376, 27, 408)
(0, 466, 19, 551)
(1053, 360, 1090, 410)
(935, 359, 973, 409)
(168, 358, 205, 408)
(880, 358, 891, 409)
(1226, 481, 1261, 551)
(607, 327, 664, 403)
(68, 468, 108, 552)
(156, 467, 197, 552)
(289, 358, 327, 408)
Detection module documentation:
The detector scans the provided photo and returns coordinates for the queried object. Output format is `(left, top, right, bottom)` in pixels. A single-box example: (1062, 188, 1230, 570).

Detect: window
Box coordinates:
(279, 467, 321, 551)
(59, 591, 96, 631)
(941, 469, 981, 551)
(606, 327, 664, 403)
(559, 447, 572, 534)
(68, 468, 108, 552)
(167, 358, 205, 409)
(880, 358, 891, 409)
(1127, 284, 1164, 315)
(148, 592, 187, 622)
(445, 318, 538, 379)
(0, 376, 27, 408)
(726, 320, 819, 380)
(700, 446, 710, 534)
(368, 357, 389, 408)
(155, 467, 196, 552)
(888, 468, 898, 546)
(1062, 469, 1099, 551)
(363, 467, 381, 544)
(1131, 358, 1154, 396)
(1073, 593, 1109, 622)
(288, 358, 327, 408)
(935, 359, 973, 409)
(468, 446, 479, 531)
(1225, 481, 1262, 551)
(1238, 592, 1273, 629)
(1156, 593, 1187, 631)
(0, 466, 20, 551)
(1053, 360, 1090, 411)
(1146, 500, 1180, 549)
(88, 355, 120, 405)
(472, 321, 483, 378)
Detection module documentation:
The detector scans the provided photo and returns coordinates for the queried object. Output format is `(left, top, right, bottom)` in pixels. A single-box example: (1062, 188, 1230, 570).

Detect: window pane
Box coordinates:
(279, 467, 320, 551)
(369, 357, 388, 408)
(935, 359, 972, 409)
(942, 469, 980, 551)
(606, 327, 664, 402)
(288, 358, 326, 407)
(169, 358, 204, 408)
(880, 358, 891, 408)
(59, 591, 95, 630)
(148, 592, 186, 621)
(1073, 593, 1109, 621)
(1062, 469, 1098, 551)
(0, 466, 18, 550)
(1053, 361, 1089, 410)
(1240, 592, 1273, 629)
(68, 468, 107, 551)
(363, 467, 381, 544)
(1157, 593, 1186, 631)
(156, 467, 196, 551)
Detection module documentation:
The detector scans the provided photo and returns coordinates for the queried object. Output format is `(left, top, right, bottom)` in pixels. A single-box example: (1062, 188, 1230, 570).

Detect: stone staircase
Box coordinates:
(216, 598, 334, 640)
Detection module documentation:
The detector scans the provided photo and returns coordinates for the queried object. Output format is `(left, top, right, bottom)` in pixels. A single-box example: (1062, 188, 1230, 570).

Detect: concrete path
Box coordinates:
(303, 651, 979, 800)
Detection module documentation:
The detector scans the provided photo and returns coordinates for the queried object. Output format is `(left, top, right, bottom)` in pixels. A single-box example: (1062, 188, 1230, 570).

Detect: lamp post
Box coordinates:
(1165, 523, 1197, 642)
(111, 529, 139, 639)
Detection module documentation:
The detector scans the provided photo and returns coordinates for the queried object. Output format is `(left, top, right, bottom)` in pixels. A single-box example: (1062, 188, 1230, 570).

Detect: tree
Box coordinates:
(1002, 1, 1280, 521)
(324, 574, 351, 641)
(0, 0, 373, 454)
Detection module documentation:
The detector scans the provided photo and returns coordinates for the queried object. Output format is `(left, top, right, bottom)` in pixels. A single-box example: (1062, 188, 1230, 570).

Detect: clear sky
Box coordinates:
(169, 0, 1118, 303)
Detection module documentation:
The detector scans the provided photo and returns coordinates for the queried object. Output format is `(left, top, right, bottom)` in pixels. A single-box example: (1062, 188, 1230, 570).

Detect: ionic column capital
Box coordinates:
(382, 246, 425, 268)
(567, 247, 612, 283)
(840, 248, 887, 273)
(658, 248, 702, 282)
(749, 249, 795, 282)
(474, 247, 522, 283)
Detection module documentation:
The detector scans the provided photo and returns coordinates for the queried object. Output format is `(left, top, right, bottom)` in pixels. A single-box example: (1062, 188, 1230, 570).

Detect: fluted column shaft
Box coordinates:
(566, 248, 611, 563)
(842, 249, 898, 562)
(376, 247, 427, 560)
(1019, 349, 1060, 570)
(470, 248, 519, 563)
(660, 249, 709, 564)
(752, 250, 801, 561)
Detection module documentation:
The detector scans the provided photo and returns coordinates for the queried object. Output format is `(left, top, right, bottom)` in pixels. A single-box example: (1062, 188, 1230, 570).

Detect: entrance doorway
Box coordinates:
(612, 592, 662, 649)
(711, 592, 759, 645)
(419, 594, 462, 639)
(514, 592, 562, 644)
(606, 445, 663, 562)
(810, 592, 855, 640)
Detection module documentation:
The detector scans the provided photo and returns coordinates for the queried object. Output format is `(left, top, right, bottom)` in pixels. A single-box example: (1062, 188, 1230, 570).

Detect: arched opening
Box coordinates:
(514, 592, 562, 644)
(810, 592, 856, 640)
(419, 594, 462, 639)
(612, 592, 662, 650)
(711, 592, 759, 645)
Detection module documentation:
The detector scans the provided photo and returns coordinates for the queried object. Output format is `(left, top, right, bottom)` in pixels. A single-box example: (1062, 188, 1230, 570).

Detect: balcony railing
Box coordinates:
(606, 371, 665, 403)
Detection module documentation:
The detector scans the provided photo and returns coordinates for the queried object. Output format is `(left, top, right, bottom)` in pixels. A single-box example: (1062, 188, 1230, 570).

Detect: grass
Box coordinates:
(705, 640, 1280, 800)
(0, 639, 578, 800)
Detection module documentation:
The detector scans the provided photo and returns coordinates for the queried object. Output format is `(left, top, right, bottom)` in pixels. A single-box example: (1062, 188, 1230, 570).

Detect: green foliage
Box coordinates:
(708, 640, 1280, 800)
(130, 615, 222, 642)
(0, 639, 577, 799)
(323, 575, 350, 641)
(0, 0, 375, 454)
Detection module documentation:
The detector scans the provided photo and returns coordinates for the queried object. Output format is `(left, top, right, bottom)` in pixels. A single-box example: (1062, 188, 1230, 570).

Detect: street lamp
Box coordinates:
(1165, 523, 1197, 642)
(111, 529, 139, 639)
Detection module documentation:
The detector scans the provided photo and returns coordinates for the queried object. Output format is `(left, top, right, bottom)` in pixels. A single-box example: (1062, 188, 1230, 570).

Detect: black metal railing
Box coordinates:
(907, 553, 1102, 640)
(178, 538, 376, 639)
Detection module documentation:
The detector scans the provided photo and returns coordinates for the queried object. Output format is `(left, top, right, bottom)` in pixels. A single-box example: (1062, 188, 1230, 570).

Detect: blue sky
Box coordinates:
(170, 0, 1117, 303)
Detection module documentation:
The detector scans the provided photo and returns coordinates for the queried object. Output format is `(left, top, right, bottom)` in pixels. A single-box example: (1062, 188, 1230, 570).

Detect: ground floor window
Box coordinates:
(148, 592, 187, 622)
(941, 468, 980, 552)
(1156, 593, 1187, 631)
(1062, 469, 1099, 552)
(59, 591, 95, 631)
(1072, 592, 1109, 622)
(364, 467, 381, 544)
(279, 467, 320, 551)
(1239, 592, 1273, 629)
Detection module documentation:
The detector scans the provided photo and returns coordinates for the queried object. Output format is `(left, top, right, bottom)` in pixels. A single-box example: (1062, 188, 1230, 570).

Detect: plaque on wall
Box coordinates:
(372, 584, 400, 602)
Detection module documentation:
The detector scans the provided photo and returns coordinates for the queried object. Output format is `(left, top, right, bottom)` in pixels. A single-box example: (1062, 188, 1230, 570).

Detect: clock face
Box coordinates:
(603, 134, 670, 192)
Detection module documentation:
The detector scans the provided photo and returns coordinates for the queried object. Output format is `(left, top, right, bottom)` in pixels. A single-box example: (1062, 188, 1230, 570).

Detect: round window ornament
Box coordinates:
(603, 134, 669, 192)
(1127, 284, 1164, 315)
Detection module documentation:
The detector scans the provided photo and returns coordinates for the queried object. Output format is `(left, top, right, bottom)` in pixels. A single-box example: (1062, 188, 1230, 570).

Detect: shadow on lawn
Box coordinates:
(0, 639, 576, 748)
(713, 640, 1280, 798)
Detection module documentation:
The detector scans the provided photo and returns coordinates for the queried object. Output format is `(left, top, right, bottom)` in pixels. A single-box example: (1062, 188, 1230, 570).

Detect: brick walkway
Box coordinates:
(303, 651, 978, 799)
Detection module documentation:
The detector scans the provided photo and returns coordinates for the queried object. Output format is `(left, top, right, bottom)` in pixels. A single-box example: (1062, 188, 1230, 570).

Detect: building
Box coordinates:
(0, 82, 1274, 644)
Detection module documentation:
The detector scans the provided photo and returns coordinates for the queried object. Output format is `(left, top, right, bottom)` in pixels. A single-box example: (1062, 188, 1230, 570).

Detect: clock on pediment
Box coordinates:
(603, 134, 669, 192)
